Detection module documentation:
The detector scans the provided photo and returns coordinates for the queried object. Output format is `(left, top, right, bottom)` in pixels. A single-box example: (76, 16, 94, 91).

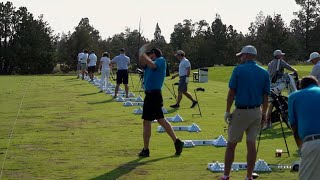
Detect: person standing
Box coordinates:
(99, 52, 111, 92)
(87, 50, 97, 82)
(268, 49, 297, 83)
(111, 48, 130, 98)
(170, 50, 198, 108)
(77, 50, 84, 78)
(288, 76, 320, 180)
(80, 50, 89, 80)
(222, 45, 270, 180)
(265, 49, 297, 129)
(138, 47, 184, 157)
(308, 52, 320, 82)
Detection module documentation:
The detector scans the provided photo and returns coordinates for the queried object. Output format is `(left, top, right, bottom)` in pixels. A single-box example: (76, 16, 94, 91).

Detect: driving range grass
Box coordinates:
(0, 65, 312, 179)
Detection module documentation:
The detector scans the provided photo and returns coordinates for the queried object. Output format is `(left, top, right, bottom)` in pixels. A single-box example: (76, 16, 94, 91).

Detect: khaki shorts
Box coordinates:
(299, 138, 320, 180)
(228, 108, 262, 143)
(81, 63, 87, 71)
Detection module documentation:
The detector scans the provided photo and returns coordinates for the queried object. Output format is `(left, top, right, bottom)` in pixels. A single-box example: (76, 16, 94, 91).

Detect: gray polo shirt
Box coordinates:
(267, 59, 295, 80)
(112, 54, 130, 70)
(311, 61, 320, 82)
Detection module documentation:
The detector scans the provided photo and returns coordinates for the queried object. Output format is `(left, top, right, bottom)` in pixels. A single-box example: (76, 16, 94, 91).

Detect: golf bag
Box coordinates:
(269, 72, 299, 129)
(269, 91, 291, 129)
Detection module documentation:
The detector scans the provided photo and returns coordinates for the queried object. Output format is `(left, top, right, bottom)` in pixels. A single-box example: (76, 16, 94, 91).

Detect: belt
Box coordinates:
(145, 90, 161, 93)
(304, 134, 320, 143)
(236, 105, 260, 109)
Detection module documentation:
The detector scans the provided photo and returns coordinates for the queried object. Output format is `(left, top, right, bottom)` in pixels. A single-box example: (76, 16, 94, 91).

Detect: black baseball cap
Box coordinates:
(146, 48, 162, 57)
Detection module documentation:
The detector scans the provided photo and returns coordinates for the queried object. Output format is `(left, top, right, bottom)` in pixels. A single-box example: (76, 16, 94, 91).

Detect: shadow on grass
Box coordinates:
(166, 108, 178, 114)
(64, 78, 78, 81)
(79, 92, 100, 96)
(259, 126, 293, 141)
(91, 156, 174, 180)
(87, 99, 114, 104)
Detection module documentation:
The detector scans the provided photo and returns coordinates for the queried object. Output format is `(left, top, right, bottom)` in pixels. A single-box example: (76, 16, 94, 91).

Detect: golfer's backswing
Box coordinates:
(138, 45, 184, 157)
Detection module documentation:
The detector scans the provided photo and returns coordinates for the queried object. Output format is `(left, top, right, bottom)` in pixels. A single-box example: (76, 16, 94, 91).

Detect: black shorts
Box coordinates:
(88, 66, 96, 73)
(117, 70, 129, 84)
(142, 91, 164, 121)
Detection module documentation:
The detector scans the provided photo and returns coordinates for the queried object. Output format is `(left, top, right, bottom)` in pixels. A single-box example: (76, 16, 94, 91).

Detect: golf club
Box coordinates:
(172, 82, 179, 100)
(256, 124, 263, 155)
(129, 71, 135, 89)
(192, 87, 205, 117)
(109, 68, 116, 82)
(164, 83, 176, 100)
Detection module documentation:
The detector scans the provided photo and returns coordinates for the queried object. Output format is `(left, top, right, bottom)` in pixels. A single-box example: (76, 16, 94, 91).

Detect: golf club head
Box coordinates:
(173, 83, 179, 86)
(195, 87, 205, 92)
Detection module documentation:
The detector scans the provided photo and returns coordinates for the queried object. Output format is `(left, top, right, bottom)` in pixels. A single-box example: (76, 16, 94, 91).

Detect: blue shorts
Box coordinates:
(178, 76, 188, 92)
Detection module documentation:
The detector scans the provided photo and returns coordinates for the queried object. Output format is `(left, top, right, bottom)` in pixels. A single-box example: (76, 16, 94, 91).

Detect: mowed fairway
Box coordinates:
(0, 65, 313, 179)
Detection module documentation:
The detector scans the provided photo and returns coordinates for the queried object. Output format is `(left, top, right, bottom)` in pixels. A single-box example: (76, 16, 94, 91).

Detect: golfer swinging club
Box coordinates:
(138, 45, 184, 157)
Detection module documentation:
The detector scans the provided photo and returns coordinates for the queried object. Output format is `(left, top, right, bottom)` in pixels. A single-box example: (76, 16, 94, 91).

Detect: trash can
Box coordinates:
(198, 68, 208, 83)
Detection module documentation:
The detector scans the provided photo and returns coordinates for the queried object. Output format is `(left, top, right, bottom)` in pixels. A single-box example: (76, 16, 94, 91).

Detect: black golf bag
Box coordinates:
(270, 90, 291, 129)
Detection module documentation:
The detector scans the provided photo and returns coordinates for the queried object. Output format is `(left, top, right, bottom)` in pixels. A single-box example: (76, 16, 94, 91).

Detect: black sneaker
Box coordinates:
(138, 148, 150, 157)
(170, 104, 180, 108)
(174, 139, 184, 155)
(190, 101, 198, 108)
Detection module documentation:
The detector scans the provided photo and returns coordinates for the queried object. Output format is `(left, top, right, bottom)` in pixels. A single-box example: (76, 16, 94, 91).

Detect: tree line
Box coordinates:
(1, 0, 320, 74)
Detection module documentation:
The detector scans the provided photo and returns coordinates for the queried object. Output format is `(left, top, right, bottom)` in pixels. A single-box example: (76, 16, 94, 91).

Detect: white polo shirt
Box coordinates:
(80, 53, 88, 64)
(78, 52, 84, 62)
(112, 54, 130, 70)
(100, 57, 111, 71)
(178, 58, 191, 77)
(88, 53, 97, 67)
(311, 61, 320, 82)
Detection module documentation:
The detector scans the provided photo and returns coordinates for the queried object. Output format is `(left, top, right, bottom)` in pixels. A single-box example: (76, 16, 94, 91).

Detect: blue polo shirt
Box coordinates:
(229, 60, 270, 107)
(143, 57, 166, 91)
(288, 84, 320, 140)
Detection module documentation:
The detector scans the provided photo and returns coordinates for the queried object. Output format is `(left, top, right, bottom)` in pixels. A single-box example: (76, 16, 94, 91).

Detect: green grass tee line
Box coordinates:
(0, 80, 31, 179)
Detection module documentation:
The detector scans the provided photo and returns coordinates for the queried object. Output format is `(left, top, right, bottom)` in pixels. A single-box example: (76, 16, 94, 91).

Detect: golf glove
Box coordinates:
(224, 112, 231, 124)
(139, 43, 150, 57)
(185, 77, 189, 83)
(139, 46, 146, 57)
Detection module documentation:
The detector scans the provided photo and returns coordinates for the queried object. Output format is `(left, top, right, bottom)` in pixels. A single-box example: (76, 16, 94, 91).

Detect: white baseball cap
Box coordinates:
(175, 50, 185, 56)
(307, 52, 320, 62)
(236, 45, 257, 56)
(273, 50, 285, 56)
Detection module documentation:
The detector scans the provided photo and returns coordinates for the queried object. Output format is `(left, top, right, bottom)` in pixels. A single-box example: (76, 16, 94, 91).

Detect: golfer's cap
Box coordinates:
(236, 45, 257, 56)
(120, 48, 125, 51)
(273, 50, 285, 56)
(308, 52, 320, 62)
(175, 50, 185, 56)
(146, 48, 162, 57)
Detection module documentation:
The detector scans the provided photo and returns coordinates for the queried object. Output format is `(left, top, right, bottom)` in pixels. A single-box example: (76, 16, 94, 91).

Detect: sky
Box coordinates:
(6, 0, 300, 41)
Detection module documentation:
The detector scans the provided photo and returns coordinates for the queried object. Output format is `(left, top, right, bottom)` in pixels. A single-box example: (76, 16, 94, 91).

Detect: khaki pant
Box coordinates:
(300, 138, 320, 180)
(228, 108, 261, 143)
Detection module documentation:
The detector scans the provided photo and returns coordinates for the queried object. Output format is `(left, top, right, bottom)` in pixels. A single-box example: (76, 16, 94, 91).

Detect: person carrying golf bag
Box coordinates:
(222, 45, 270, 180)
(138, 46, 184, 157)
